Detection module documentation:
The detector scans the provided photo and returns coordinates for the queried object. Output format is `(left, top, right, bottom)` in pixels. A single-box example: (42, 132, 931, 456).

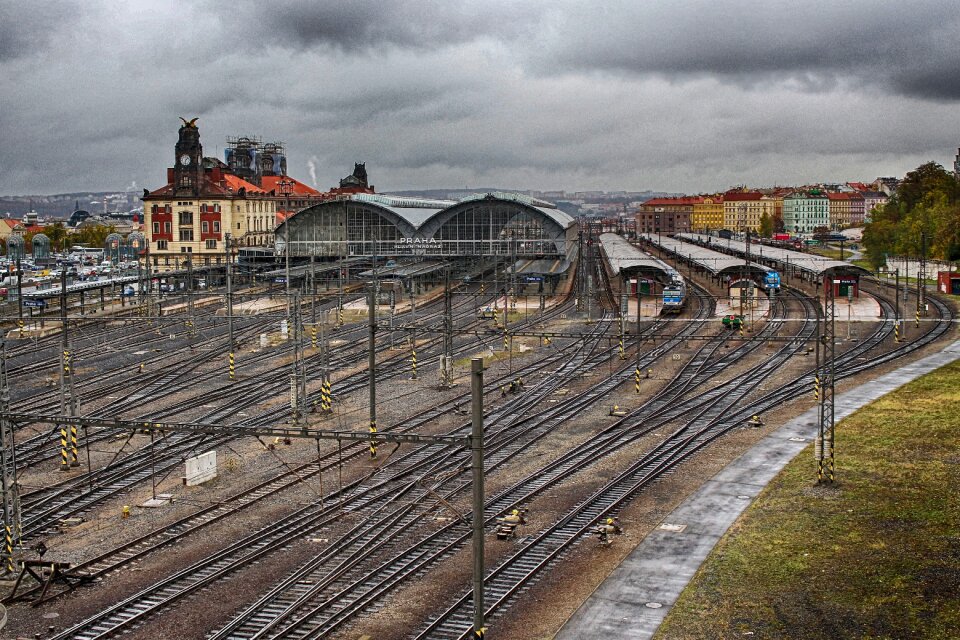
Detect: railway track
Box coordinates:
(416, 288, 953, 637)
(209, 290, 814, 639)
(44, 300, 619, 639)
(15, 288, 562, 536)
(28, 277, 954, 639)
(7, 329, 600, 605)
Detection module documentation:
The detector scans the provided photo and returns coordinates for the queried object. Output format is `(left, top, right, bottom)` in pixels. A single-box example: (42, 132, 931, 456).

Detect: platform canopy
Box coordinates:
(599, 233, 679, 281)
(677, 233, 871, 278)
(641, 233, 773, 278)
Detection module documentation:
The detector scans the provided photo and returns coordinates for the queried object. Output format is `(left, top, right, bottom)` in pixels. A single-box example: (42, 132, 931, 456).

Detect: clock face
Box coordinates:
(180, 154, 191, 166)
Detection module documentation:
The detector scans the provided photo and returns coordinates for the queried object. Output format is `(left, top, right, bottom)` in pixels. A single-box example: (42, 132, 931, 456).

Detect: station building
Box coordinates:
(275, 191, 578, 274)
(143, 119, 320, 270)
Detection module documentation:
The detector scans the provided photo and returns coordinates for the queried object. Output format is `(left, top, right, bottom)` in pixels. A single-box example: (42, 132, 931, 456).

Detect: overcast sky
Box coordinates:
(2, 0, 959, 197)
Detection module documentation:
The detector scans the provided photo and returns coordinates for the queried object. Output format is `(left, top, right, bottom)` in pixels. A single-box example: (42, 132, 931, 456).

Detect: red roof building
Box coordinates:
(143, 120, 283, 270)
(636, 196, 701, 234)
(827, 191, 865, 229)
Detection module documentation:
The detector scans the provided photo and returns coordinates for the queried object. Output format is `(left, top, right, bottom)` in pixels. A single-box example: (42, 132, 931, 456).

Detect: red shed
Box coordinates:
(830, 276, 859, 299)
(938, 271, 960, 295)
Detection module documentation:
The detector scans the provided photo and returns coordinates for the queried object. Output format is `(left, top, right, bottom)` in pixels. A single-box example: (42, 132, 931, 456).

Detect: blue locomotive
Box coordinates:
(661, 274, 686, 314)
(763, 271, 781, 291)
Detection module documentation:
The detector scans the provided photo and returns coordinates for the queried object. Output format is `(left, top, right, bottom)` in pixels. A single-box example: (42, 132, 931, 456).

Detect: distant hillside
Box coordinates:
(388, 188, 667, 204)
(0, 191, 141, 219)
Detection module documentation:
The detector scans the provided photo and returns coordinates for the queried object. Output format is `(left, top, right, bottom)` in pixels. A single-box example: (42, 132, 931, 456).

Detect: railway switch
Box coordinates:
(594, 517, 623, 545)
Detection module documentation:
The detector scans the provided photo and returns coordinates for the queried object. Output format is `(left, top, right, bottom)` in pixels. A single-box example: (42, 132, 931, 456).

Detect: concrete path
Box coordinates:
(555, 338, 960, 640)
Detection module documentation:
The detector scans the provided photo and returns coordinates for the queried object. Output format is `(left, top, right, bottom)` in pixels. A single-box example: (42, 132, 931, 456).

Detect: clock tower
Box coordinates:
(174, 117, 203, 195)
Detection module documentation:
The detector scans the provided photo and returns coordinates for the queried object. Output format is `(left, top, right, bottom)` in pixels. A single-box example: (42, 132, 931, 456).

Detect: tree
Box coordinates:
(773, 213, 785, 234)
(71, 224, 117, 249)
(759, 212, 773, 238)
(892, 161, 960, 211)
(862, 161, 960, 268)
(44, 222, 68, 253)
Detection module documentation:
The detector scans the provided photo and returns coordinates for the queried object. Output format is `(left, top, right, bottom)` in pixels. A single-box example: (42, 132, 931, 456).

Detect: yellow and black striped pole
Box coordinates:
(322, 378, 332, 412)
(894, 321, 900, 343)
(70, 423, 79, 467)
(739, 322, 744, 338)
(503, 330, 509, 352)
(229, 352, 235, 381)
(634, 367, 641, 394)
(618, 337, 624, 360)
(59, 424, 69, 471)
(915, 308, 920, 328)
(369, 422, 377, 459)
(813, 375, 820, 401)
(4, 523, 13, 574)
(338, 305, 344, 327)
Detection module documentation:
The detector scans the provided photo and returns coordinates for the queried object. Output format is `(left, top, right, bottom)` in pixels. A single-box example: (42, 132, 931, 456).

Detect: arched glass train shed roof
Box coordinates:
(276, 192, 577, 260)
(640, 233, 773, 278)
(677, 233, 871, 278)
(599, 233, 679, 280)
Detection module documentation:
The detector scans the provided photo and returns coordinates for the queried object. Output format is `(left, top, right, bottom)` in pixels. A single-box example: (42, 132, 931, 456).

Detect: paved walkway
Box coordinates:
(555, 338, 960, 639)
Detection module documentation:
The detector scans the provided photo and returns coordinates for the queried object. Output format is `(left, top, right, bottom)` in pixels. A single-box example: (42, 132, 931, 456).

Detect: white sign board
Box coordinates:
(185, 451, 217, 486)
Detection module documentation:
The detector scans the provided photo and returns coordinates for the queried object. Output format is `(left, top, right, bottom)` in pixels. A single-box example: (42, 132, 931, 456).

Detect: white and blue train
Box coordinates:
(763, 271, 782, 291)
(661, 272, 687, 314)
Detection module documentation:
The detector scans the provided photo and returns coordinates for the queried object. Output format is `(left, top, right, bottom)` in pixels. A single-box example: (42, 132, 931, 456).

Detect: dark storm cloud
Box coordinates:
(890, 61, 960, 102)
(532, 1, 960, 100)
(1, 0, 959, 195)
(0, 0, 80, 61)
(226, 0, 528, 53)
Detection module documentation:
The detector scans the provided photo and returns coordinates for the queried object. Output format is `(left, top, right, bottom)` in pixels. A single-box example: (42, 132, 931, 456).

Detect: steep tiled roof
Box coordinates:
(723, 190, 763, 201)
(222, 174, 265, 194)
(827, 192, 864, 201)
(641, 197, 703, 206)
(146, 172, 267, 198)
(261, 175, 322, 196)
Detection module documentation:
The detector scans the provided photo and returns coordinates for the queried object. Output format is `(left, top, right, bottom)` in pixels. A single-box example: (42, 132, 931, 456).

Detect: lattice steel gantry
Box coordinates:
(817, 276, 836, 484)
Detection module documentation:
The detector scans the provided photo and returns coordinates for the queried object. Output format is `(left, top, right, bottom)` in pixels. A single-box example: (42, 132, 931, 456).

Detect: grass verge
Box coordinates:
(655, 360, 960, 640)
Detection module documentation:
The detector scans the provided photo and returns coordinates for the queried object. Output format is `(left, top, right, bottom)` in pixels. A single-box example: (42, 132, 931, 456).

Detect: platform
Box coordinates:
(555, 337, 960, 640)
